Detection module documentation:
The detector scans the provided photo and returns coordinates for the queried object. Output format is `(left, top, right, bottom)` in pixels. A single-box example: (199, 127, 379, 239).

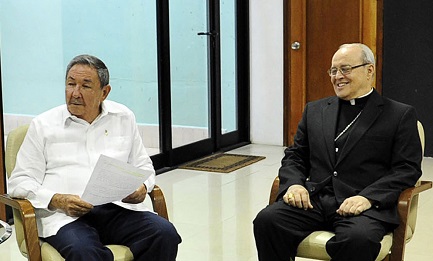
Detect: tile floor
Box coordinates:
(1, 144, 432, 261)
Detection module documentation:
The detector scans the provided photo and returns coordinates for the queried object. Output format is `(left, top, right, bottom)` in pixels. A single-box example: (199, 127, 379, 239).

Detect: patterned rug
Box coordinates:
(179, 153, 266, 173)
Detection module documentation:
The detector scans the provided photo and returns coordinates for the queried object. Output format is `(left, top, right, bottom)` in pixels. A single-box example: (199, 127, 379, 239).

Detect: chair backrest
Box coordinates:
(407, 121, 425, 240)
(5, 125, 29, 178)
(418, 121, 425, 155)
(5, 124, 30, 255)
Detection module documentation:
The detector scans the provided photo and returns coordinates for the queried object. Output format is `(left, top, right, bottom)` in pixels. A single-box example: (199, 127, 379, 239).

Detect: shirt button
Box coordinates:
(310, 187, 316, 192)
(333, 171, 338, 177)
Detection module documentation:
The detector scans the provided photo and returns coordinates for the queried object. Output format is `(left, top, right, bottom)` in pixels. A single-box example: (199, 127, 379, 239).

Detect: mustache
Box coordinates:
(69, 98, 83, 105)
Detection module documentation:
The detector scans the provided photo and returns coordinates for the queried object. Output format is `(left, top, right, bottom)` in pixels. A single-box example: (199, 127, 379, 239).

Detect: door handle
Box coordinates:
(198, 31, 218, 37)
(291, 41, 301, 50)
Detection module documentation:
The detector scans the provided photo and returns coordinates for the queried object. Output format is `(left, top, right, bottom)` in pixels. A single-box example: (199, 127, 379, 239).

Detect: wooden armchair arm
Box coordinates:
(149, 185, 169, 221)
(269, 177, 280, 205)
(390, 180, 432, 261)
(0, 194, 42, 261)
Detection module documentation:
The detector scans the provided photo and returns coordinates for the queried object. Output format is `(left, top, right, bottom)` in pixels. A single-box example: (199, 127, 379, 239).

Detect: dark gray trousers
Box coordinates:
(253, 194, 393, 261)
(44, 203, 181, 261)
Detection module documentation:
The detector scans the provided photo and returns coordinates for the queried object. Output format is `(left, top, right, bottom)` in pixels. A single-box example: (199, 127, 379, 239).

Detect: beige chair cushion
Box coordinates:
(107, 245, 134, 261)
(296, 231, 393, 261)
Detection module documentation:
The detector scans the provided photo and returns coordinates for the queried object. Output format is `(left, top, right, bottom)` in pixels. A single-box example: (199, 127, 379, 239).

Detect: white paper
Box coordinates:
(81, 155, 152, 206)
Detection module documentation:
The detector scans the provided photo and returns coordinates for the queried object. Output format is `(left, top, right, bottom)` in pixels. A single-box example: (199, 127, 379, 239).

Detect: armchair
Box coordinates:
(0, 124, 169, 261)
(268, 121, 432, 261)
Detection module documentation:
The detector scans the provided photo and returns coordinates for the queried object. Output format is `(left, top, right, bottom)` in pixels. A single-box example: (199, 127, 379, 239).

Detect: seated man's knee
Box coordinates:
(130, 218, 181, 260)
(328, 224, 383, 260)
(337, 225, 379, 247)
(253, 205, 279, 234)
(155, 219, 182, 245)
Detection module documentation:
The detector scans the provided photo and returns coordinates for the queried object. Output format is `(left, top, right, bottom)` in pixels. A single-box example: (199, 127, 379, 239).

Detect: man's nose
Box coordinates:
(335, 69, 345, 77)
(71, 85, 82, 96)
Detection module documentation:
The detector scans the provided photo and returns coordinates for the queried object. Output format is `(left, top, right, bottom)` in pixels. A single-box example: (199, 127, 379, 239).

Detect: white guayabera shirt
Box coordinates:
(8, 100, 156, 238)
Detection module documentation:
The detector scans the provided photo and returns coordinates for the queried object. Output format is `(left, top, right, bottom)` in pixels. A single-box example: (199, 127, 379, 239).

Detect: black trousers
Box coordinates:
(253, 193, 394, 261)
(44, 203, 181, 261)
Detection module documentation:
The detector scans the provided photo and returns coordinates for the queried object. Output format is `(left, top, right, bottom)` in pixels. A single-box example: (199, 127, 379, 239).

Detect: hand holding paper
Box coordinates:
(122, 183, 148, 204)
(81, 155, 153, 205)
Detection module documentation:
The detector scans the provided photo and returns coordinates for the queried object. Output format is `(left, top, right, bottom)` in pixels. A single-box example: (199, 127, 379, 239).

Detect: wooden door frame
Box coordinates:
(283, 0, 384, 146)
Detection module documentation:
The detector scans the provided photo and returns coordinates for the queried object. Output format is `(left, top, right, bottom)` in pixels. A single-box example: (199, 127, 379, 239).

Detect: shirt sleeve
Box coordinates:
(7, 121, 57, 209)
(127, 114, 156, 192)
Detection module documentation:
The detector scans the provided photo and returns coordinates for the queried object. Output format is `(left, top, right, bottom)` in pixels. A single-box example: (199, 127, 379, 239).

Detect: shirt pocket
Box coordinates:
(102, 136, 132, 162)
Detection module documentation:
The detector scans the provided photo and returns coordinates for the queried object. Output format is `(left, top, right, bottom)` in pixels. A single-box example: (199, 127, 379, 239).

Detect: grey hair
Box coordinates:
(65, 54, 109, 88)
(339, 43, 376, 66)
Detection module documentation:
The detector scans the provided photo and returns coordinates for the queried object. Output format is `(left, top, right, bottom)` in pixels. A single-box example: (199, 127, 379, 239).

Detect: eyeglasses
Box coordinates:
(327, 63, 370, 76)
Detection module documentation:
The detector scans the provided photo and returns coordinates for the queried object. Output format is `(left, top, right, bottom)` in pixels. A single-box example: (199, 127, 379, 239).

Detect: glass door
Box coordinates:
(220, 0, 237, 134)
(153, 0, 250, 168)
(169, 1, 210, 148)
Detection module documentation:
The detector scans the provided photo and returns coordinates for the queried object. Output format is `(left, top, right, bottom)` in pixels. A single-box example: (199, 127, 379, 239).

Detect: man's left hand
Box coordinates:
(336, 195, 372, 216)
(122, 184, 147, 204)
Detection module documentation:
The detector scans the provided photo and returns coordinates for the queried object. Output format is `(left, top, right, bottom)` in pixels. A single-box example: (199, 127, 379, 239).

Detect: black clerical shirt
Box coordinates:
(321, 93, 372, 195)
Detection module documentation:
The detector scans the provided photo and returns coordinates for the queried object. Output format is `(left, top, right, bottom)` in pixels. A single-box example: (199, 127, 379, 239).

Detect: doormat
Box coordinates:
(179, 153, 266, 173)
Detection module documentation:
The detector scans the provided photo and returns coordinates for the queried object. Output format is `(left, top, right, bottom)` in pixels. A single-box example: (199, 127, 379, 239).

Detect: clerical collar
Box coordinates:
(343, 88, 374, 106)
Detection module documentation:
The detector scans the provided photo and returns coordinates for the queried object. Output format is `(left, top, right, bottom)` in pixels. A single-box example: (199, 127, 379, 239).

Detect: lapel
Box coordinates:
(335, 90, 384, 166)
(322, 97, 339, 165)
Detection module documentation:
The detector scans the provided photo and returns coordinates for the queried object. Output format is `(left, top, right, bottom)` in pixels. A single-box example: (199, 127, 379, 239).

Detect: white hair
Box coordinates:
(339, 43, 376, 65)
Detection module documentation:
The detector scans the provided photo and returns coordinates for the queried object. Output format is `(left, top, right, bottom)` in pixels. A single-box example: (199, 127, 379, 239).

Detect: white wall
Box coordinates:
(250, 0, 284, 146)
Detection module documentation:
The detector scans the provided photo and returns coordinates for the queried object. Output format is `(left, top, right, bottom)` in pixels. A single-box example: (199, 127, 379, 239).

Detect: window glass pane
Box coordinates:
(0, 0, 160, 155)
(169, 0, 210, 148)
(221, 0, 237, 133)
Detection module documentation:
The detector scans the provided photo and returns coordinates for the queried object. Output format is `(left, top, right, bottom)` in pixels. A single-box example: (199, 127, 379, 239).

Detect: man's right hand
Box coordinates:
(283, 185, 313, 210)
(49, 194, 93, 217)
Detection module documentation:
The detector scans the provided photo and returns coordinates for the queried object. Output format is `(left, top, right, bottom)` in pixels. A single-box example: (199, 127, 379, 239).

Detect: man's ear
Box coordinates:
(367, 64, 375, 79)
(101, 84, 111, 101)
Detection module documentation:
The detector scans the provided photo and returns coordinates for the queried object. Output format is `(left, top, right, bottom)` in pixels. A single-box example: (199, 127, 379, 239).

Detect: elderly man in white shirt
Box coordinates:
(8, 54, 181, 261)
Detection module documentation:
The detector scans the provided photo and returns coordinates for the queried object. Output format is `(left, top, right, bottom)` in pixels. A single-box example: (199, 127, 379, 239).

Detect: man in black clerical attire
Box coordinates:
(253, 43, 422, 261)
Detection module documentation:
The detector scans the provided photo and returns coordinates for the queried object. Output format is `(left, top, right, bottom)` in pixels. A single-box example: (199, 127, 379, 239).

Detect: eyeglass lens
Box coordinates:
(328, 66, 352, 76)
